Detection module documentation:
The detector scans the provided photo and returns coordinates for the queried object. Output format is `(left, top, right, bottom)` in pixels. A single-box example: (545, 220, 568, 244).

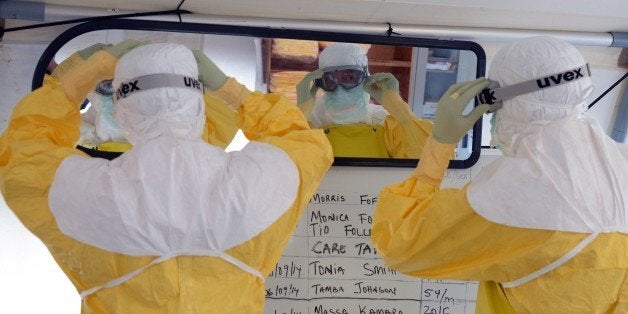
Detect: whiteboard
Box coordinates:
(263, 160, 500, 314)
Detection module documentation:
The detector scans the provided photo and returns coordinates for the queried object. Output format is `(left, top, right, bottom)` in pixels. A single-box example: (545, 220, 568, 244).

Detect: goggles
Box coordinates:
(114, 73, 204, 102)
(314, 65, 368, 92)
(96, 80, 115, 96)
(477, 64, 591, 112)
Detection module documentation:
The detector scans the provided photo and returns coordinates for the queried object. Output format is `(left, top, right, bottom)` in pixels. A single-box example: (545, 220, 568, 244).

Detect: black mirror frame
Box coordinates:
(32, 18, 486, 169)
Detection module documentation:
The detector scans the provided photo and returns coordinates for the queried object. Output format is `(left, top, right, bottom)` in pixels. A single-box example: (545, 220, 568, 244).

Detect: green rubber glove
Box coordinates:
(433, 77, 491, 144)
(192, 50, 228, 91)
(52, 43, 112, 80)
(296, 69, 324, 106)
(77, 43, 112, 60)
(363, 72, 399, 104)
(104, 40, 146, 59)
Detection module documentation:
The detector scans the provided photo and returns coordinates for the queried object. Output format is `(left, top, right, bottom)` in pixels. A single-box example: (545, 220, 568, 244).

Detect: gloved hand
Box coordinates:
(363, 72, 399, 104)
(51, 40, 146, 104)
(52, 43, 110, 80)
(433, 77, 491, 144)
(296, 69, 324, 106)
(192, 50, 228, 91)
(77, 43, 112, 60)
(52, 40, 145, 80)
(104, 40, 146, 59)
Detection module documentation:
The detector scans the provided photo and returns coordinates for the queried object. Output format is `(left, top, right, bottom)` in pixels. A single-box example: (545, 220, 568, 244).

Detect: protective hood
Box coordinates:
(468, 37, 628, 234)
(112, 43, 205, 144)
(310, 43, 386, 128)
(488, 36, 594, 154)
(319, 43, 368, 69)
(49, 44, 300, 256)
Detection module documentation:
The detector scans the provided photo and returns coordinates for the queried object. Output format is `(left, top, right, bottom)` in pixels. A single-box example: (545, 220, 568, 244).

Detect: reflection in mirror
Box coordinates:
(50, 28, 480, 163)
(263, 39, 478, 160)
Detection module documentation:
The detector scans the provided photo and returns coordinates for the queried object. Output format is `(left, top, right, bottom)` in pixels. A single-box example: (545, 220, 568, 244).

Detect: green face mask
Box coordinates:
(323, 84, 368, 125)
(489, 113, 506, 153)
(88, 91, 127, 143)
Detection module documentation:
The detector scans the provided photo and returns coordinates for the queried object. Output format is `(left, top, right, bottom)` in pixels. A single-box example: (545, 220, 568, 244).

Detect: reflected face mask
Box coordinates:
(477, 64, 591, 112)
(91, 80, 119, 128)
(315, 65, 368, 92)
(323, 85, 369, 124)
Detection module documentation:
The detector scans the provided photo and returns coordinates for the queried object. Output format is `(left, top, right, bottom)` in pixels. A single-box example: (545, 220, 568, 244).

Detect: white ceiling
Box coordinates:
(27, 0, 628, 33)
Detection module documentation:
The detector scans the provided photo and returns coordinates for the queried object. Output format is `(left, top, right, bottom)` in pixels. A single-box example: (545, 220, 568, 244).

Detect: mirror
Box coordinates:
(33, 19, 486, 168)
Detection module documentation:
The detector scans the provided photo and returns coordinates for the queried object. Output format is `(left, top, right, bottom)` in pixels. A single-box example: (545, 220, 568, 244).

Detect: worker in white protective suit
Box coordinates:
(297, 43, 432, 158)
(1, 42, 332, 313)
(371, 36, 628, 313)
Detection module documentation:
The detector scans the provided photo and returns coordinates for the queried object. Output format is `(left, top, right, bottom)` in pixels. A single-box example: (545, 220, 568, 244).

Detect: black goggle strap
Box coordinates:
(477, 64, 591, 107)
(114, 73, 204, 102)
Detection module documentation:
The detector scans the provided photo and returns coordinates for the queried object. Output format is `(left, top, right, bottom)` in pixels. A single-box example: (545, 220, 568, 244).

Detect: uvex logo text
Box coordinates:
(116, 80, 140, 99)
(536, 68, 584, 88)
(183, 77, 202, 90)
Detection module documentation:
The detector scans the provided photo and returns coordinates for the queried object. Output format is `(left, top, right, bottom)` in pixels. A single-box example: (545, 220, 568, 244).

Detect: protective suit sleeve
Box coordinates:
(379, 90, 433, 158)
(51, 50, 118, 104)
(371, 136, 588, 282)
(297, 98, 315, 121)
(200, 93, 238, 148)
(0, 76, 85, 234)
(225, 87, 334, 275)
(206, 77, 251, 110)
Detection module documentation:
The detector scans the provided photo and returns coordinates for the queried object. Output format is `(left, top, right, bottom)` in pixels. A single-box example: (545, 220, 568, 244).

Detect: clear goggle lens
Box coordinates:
(315, 68, 367, 92)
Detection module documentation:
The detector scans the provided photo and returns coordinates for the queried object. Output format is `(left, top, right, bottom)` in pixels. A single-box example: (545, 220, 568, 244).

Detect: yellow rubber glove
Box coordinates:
(192, 50, 228, 91)
(363, 72, 399, 104)
(433, 78, 491, 144)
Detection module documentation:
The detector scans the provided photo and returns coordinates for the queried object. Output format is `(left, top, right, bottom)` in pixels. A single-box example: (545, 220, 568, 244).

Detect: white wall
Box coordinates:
(0, 35, 625, 313)
(0, 43, 80, 314)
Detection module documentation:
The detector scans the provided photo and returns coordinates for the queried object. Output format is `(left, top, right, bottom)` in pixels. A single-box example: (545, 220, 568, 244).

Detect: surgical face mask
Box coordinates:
(323, 84, 369, 125)
(489, 113, 504, 153)
(477, 64, 591, 113)
(88, 91, 127, 143)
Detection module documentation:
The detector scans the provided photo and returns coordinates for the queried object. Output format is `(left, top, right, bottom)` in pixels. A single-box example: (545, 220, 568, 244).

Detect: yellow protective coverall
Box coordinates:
(302, 90, 433, 158)
(372, 137, 628, 313)
(0, 52, 333, 313)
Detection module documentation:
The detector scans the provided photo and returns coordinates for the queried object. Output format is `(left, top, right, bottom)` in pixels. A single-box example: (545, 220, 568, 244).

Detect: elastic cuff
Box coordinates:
(381, 90, 413, 124)
(207, 77, 251, 109)
(61, 51, 117, 104)
(412, 136, 456, 185)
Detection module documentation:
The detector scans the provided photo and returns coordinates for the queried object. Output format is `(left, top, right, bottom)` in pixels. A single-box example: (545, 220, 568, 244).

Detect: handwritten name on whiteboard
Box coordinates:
(265, 191, 478, 314)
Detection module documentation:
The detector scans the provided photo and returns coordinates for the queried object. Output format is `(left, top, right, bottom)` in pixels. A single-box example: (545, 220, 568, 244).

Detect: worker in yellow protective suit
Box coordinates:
(371, 36, 628, 313)
(76, 57, 238, 154)
(0, 41, 332, 313)
(297, 43, 432, 158)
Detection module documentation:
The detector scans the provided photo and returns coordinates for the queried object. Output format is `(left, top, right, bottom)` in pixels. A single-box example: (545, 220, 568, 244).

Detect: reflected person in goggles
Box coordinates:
(297, 43, 433, 158)
(314, 65, 368, 92)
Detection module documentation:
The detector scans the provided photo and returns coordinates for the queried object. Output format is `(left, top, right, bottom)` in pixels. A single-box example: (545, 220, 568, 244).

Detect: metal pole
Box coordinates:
(40, 4, 618, 47)
(44, 3, 138, 20)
